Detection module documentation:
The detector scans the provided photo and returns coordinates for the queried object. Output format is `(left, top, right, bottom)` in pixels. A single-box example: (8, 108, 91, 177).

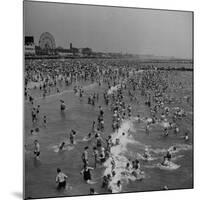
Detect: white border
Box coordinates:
(0, 0, 199, 200)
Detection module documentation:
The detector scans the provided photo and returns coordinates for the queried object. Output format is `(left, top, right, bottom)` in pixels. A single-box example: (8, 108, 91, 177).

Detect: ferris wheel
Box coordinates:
(39, 32, 56, 49)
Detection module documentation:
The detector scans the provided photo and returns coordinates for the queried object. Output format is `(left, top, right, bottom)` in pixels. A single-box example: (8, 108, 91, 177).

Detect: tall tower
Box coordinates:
(70, 43, 73, 50)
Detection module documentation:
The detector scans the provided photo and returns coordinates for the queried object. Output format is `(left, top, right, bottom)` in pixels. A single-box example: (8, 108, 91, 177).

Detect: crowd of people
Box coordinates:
(25, 58, 192, 195)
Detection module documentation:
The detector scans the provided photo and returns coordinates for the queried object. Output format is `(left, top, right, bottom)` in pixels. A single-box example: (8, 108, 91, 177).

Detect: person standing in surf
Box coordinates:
(115, 180, 122, 193)
(80, 164, 94, 184)
(56, 168, 68, 190)
(33, 140, 40, 160)
(93, 146, 98, 168)
(95, 133, 103, 150)
(60, 100, 66, 111)
(69, 129, 76, 144)
(36, 105, 40, 118)
(145, 124, 150, 135)
(91, 120, 96, 133)
(43, 115, 47, 128)
(59, 142, 65, 151)
(89, 188, 98, 195)
(184, 132, 189, 141)
(82, 146, 89, 167)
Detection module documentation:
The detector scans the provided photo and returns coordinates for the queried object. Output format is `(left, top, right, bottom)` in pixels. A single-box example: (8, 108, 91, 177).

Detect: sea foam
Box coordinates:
(103, 119, 143, 192)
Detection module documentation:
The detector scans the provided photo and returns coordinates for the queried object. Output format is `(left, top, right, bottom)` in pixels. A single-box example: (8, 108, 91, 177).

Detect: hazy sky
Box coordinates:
(24, 1, 193, 58)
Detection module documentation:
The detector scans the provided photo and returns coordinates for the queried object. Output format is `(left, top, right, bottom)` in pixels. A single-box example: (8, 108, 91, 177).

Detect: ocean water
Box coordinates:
(24, 71, 193, 199)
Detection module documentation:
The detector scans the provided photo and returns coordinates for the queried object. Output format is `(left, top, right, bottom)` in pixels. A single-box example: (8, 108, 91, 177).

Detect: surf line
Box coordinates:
(34, 82, 98, 101)
(103, 119, 143, 193)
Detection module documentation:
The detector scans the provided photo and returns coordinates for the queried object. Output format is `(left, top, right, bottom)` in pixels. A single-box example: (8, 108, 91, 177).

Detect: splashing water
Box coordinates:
(136, 153, 158, 161)
(103, 119, 144, 193)
(107, 84, 121, 95)
(51, 145, 75, 153)
(149, 143, 192, 154)
(145, 162, 180, 170)
(143, 144, 192, 171)
(49, 140, 75, 153)
(157, 162, 180, 170)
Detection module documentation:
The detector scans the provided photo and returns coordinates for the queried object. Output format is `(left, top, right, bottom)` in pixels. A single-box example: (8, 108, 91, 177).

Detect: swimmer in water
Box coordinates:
(34, 140, 40, 160)
(35, 127, 40, 133)
(59, 142, 65, 151)
(87, 132, 92, 139)
(80, 164, 94, 184)
(115, 138, 120, 145)
(111, 157, 116, 171)
(115, 180, 122, 193)
(56, 168, 68, 190)
(99, 147, 106, 164)
(112, 170, 116, 177)
(85, 132, 93, 142)
(107, 174, 113, 192)
(30, 129, 34, 135)
(91, 121, 96, 133)
(106, 135, 112, 152)
(60, 100, 66, 111)
(95, 134, 103, 150)
(166, 146, 176, 161)
(131, 160, 136, 169)
(184, 132, 189, 141)
(166, 151, 172, 161)
(145, 124, 150, 135)
(174, 125, 179, 134)
(82, 146, 89, 167)
(93, 147, 98, 168)
(137, 114, 141, 123)
(43, 115, 47, 127)
(163, 185, 169, 190)
(125, 162, 131, 175)
(36, 105, 40, 117)
(102, 175, 108, 189)
(89, 188, 98, 195)
(143, 148, 151, 160)
(69, 129, 76, 144)
(132, 159, 141, 177)
(164, 127, 169, 136)
(161, 156, 169, 166)
(31, 108, 37, 123)
(135, 159, 141, 170)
